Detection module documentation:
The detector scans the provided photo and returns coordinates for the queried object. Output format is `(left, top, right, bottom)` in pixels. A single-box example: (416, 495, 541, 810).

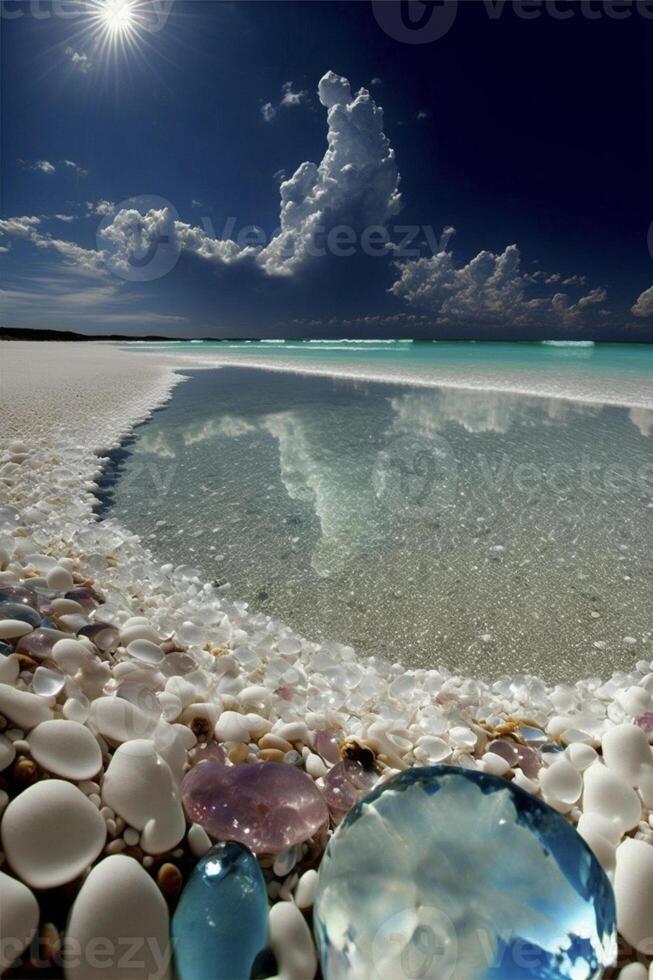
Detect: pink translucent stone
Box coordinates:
(16, 627, 71, 660)
(323, 760, 377, 819)
(636, 713, 653, 734)
(192, 742, 227, 766)
(181, 761, 329, 854)
(315, 730, 341, 764)
(64, 587, 104, 609)
(488, 739, 541, 778)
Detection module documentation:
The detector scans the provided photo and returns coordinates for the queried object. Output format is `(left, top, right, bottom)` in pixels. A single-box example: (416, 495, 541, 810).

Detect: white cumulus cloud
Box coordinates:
(258, 70, 401, 275)
(631, 285, 653, 318)
(32, 160, 56, 174)
(391, 244, 606, 329)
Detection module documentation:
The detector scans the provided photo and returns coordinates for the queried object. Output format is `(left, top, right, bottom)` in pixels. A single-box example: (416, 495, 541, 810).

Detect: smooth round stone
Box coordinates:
(46, 566, 74, 592)
(539, 758, 583, 811)
(28, 720, 102, 780)
(488, 739, 541, 779)
(314, 766, 617, 980)
(89, 695, 158, 743)
(32, 665, 65, 698)
(64, 587, 103, 609)
(0, 870, 40, 971)
(315, 730, 342, 764)
(0, 585, 38, 609)
(64, 855, 170, 980)
(269, 900, 318, 980)
(127, 639, 164, 666)
(172, 843, 267, 980)
(0, 682, 53, 729)
(102, 740, 186, 854)
(18, 628, 72, 660)
(214, 710, 250, 743)
(182, 761, 329, 854)
(0, 619, 33, 640)
(78, 622, 120, 653)
(583, 763, 642, 835)
(602, 725, 653, 787)
(1, 780, 106, 889)
(614, 838, 653, 954)
(0, 733, 16, 771)
(0, 602, 41, 628)
(323, 760, 378, 819)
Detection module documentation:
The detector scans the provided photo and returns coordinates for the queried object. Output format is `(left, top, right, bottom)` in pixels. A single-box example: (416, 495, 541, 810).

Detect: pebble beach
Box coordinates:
(1, 340, 653, 979)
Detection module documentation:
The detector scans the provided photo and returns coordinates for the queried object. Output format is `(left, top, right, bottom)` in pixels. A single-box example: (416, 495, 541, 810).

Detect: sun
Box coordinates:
(99, 0, 136, 37)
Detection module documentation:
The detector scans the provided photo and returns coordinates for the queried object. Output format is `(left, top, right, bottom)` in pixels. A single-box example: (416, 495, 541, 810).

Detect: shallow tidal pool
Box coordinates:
(104, 367, 653, 681)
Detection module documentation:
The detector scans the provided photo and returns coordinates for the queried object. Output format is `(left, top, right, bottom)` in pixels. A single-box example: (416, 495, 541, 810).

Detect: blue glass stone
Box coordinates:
(314, 766, 616, 980)
(172, 842, 269, 980)
(0, 602, 41, 629)
(0, 641, 11, 657)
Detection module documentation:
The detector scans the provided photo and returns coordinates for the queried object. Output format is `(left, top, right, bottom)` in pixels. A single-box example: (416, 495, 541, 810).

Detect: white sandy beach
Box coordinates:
(1, 339, 653, 977)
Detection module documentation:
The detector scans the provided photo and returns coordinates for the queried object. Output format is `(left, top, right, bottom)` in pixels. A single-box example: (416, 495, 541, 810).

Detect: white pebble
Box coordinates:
(187, 823, 212, 858)
(25, 719, 93, 781)
(539, 758, 582, 811)
(0, 870, 39, 971)
(101, 739, 185, 854)
(295, 868, 318, 909)
(583, 762, 642, 835)
(0, 620, 32, 640)
(602, 724, 653, 787)
(0, 683, 53, 729)
(46, 565, 74, 592)
(268, 900, 317, 979)
(614, 838, 653, 954)
(64, 854, 170, 980)
(214, 710, 250, 743)
(1, 779, 106, 888)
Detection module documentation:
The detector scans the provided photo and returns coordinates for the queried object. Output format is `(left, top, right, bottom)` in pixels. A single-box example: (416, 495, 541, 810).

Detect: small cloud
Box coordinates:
(273, 169, 286, 183)
(32, 160, 56, 174)
(417, 111, 428, 120)
(62, 159, 88, 177)
(261, 81, 308, 123)
(55, 214, 75, 222)
(65, 46, 91, 73)
(370, 77, 382, 86)
(280, 80, 307, 107)
(86, 200, 115, 217)
(191, 199, 203, 209)
(632, 284, 653, 318)
(0, 244, 11, 254)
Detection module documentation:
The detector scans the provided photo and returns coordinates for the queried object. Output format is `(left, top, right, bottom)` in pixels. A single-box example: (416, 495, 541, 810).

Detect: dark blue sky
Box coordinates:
(2, 0, 653, 339)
